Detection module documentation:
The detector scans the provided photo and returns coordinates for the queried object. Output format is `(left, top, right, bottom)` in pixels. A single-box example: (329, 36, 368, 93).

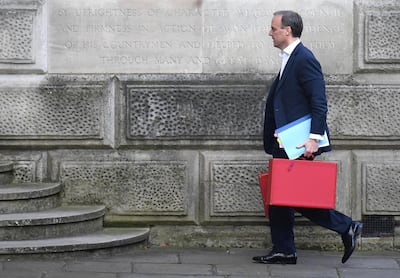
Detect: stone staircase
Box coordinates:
(0, 162, 149, 254)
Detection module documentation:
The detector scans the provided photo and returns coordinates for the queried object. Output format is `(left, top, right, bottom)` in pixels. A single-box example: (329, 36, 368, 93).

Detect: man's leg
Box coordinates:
(269, 205, 296, 254)
(268, 148, 296, 253)
(296, 207, 363, 263)
(253, 205, 297, 264)
(295, 207, 351, 234)
(253, 148, 298, 264)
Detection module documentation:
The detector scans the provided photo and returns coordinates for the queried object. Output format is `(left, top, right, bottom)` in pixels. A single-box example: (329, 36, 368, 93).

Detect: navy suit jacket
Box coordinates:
(263, 42, 332, 155)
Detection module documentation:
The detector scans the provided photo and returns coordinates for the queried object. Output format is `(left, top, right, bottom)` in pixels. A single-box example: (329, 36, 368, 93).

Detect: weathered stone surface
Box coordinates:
(0, 0, 398, 251)
(126, 85, 266, 139)
(394, 224, 400, 250)
(0, 152, 46, 182)
(148, 225, 270, 248)
(48, 0, 352, 74)
(354, 151, 400, 217)
(201, 151, 352, 222)
(50, 150, 199, 222)
(365, 11, 400, 63)
(355, 0, 400, 71)
(0, 0, 47, 73)
(360, 237, 395, 251)
(200, 151, 267, 222)
(319, 151, 352, 217)
(0, 162, 13, 185)
(61, 162, 188, 214)
(148, 224, 346, 250)
(123, 84, 400, 142)
(0, 9, 35, 63)
(327, 86, 400, 138)
(0, 86, 105, 138)
(363, 163, 400, 213)
(0, 183, 61, 213)
(209, 161, 266, 215)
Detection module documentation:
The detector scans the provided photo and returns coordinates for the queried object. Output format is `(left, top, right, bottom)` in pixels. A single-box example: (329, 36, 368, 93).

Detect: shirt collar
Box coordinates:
(280, 38, 301, 57)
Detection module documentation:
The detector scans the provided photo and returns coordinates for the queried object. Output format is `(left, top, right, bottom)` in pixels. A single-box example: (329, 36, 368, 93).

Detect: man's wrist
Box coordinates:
(309, 133, 323, 143)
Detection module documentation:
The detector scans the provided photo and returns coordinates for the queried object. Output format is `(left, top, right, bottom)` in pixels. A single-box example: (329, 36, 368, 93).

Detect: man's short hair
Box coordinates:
(274, 10, 303, 38)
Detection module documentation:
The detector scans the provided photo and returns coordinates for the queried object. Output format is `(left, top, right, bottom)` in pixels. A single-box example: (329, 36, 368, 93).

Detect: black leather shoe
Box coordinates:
(341, 221, 363, 263)
(252, 252, 297, 264)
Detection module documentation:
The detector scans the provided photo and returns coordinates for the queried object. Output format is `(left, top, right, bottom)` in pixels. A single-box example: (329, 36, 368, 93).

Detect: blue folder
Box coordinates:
(275, 114, 330, 159)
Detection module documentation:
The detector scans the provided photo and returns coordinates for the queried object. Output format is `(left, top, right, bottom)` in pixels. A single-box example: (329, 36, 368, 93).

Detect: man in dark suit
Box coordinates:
(253, 10, 363, 265)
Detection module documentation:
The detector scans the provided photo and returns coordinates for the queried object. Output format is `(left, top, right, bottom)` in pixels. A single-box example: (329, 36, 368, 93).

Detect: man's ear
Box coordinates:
(286, 26, 292, 36)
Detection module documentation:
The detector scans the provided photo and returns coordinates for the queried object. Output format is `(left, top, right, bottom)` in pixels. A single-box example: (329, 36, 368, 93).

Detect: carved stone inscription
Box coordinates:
(48, 0, 352, 74)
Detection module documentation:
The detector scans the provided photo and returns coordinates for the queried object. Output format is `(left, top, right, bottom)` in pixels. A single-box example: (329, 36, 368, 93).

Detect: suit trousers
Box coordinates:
(269, 147, 353, 254)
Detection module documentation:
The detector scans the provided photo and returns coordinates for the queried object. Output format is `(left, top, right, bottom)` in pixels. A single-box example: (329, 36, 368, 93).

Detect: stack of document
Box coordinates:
(275, 114, 330, 159)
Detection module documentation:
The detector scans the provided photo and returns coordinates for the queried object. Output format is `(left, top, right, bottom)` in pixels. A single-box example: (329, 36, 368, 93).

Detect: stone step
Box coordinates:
(0, 183, 62, 213)
(0, 162, 13, 185)
(0, 206, 105, 240)
(0, 227, 149, 254)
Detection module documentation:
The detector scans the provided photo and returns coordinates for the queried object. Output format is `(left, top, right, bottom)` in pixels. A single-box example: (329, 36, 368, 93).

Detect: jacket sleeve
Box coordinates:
(297, 53, 327, 135)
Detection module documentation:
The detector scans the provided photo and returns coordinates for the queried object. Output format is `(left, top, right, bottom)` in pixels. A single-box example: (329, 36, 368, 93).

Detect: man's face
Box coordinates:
(268, 15, 290, 50)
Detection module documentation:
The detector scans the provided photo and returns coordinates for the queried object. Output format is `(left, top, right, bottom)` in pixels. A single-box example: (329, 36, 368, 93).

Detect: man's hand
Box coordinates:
(297, 138, 319, 158)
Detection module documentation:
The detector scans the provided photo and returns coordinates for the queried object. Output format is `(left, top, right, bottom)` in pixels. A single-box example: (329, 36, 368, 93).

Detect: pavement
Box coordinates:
(0, 247, 399, 278)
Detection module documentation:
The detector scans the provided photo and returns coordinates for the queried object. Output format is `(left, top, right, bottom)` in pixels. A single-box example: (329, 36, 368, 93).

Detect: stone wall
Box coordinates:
(0, 0, 399, 250)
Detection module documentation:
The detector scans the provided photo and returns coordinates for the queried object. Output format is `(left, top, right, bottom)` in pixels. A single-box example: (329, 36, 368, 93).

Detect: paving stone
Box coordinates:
(65, 261, 132, 273)
(340, 268, 400, 278)
(269, 264, 339, 278)
(216, 263, 268, 276)
(0, 270, 46, 278)
(44, 273, 116, 278)
(0, 248, 398, 278)
(133, 263, 213, 275)
(120, 275, 224, 278)
(339, 256, 400, 269)
(2, 260, 65, 272)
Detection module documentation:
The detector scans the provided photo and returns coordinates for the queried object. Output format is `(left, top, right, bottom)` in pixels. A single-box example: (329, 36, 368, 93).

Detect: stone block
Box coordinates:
(148, 225, 270, 248)
(365, 11, 400, 63)
(326, 85, 400, 138)
(360, 237, 394, 251)
(50, 150, 199, 223)
(355, 0, 400, 72)
(200, 150, 351, 223)
(0, 0, 47, 73)
(394, 222, 400, 250)
(200, 150, 270, 223)
(0, 151, 46, 182)
(294, 225, 341, 251)
(0, 83, 114, 147)
(354, 150, 400, 216)
(0, 162, 13, 184)
(316, 151, 352, 216)
(123, 84, 266, 142)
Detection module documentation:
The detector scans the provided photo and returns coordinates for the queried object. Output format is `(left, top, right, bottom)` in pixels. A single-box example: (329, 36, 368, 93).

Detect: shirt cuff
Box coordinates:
(309, 133, 323, 141)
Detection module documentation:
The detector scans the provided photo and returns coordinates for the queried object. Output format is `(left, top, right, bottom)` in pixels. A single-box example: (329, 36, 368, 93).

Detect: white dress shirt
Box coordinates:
(279, 39, 300, 78)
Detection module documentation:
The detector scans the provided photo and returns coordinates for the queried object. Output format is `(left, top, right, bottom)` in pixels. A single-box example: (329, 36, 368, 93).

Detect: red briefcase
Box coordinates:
(258, 172, 270, 217)
(258, 158, 337, 217)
